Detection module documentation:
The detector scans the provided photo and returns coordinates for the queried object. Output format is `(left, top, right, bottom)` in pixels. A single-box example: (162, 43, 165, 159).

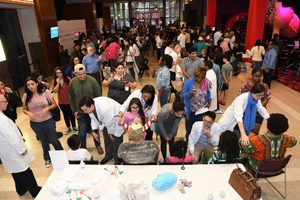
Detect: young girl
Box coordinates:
(124, 98, 148, 139)
(52, 67, 77, 135)
(207, 131, 244, 164)
(174, 57, 183, 92)
(167, 140, 192, 163)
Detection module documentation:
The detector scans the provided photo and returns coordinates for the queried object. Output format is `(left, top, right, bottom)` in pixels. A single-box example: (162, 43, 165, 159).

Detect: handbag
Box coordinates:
(44, 92, 61, 122)
(228, 165, 261, 200)
(125, 64, 134, 69)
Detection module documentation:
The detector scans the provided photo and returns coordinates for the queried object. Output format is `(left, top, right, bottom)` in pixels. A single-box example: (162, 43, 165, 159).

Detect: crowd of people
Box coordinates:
(0, 24, 297, 198)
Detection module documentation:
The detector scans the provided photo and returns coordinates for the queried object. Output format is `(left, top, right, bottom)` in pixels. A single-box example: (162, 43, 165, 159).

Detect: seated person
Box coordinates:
(207, 131, 244, 164)
(167, 140, 192, 163)
(239, 113, 297, 173)
(118, 118, 159, 164)
(67, 134, 92, 161)
(188, 111, 221, 164)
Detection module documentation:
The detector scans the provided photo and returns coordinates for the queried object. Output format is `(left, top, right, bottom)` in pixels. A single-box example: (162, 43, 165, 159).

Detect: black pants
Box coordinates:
(160, 135, 175, 160)
(109, 59, 118, 72)
(263, 69, 274, 89)
(126, 62, 135, 80)
(88, 71, 102, 95)
(59, 104, 76, 128)
(11, 168, 41, 198)
(145, 129, 153, 141)
(102, 127, 123, 164)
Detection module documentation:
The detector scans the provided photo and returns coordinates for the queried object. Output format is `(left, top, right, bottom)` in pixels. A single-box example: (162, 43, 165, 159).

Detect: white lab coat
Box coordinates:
(120, 89, 158, 131)
(206, 69, 217, 111)
(217, 92, 270, 132)
(89, 97, 124, 137)
(0, 111, 34, 173)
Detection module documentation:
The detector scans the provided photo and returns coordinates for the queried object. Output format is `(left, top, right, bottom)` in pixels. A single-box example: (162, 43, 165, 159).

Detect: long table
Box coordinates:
(36, 164, 244, 200)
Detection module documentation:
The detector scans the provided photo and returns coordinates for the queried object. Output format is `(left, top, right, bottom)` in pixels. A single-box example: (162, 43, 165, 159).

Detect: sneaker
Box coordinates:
(45, 160, 51, 168)
(64, 128, 71, 135)
(72, 127, 78, 132)
(218, 100, 226, 106)
(215, 109, 224, 114)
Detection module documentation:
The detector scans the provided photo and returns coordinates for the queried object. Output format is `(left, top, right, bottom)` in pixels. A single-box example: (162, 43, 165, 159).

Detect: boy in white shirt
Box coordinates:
(67, 134, 92, 161)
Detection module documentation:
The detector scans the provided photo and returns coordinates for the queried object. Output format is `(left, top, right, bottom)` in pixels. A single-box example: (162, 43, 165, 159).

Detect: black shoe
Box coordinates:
(100, 158, 111, 165)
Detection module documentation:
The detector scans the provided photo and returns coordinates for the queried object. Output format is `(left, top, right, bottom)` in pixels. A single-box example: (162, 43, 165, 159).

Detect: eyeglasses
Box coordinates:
(131, 107, 140, 110)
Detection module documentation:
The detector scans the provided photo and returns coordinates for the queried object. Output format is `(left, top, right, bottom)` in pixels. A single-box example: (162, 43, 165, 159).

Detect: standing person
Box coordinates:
(194, 36, 207, 56)
(231, 41, 244, 75)
(102, 63, 136, 105)
(182, 67, 211, 140)
(105, 37, 120, 72)
(155, 33, 162, 61)
(177, 30, 186, 55)
(262, 41, 277, 89)
(250, 39, 265, 70)
(213, 29, 222, 48)
(79, 96, 124, 165)
(52, 67, 77, 135)
(123, 38, 136, 80)
(218, 53, 232, 106)
(181, 46, 203, 82)
(205, 31, 213, 53)
(118, 85, 158, 141)
(156, 100, 185, 161)
(164, 40, 174, 55)
(0, 94, 41, 198)
(204, 60, 217, 112)
(218, 83, 270, 145)
(188, 111, 221, 163)
(68, 64, 103, 153)
(66, 56, 80, 79)
(174, 57, 184, 92)
(132, 39, 141, 68)
(22, 77, 64, 168)
(71, 43, 83, 62)
(156, 54, 172, 107)
(82, 46, 103, 93)
(238, 69, 270, 135)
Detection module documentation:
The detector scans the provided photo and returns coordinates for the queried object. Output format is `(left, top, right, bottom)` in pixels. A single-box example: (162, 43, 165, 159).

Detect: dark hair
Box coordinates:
(70, 56, 80, 68)
(204, 60, 213, 69)
(208, 53, 215, 61)
(24, 76, 44, 105)
(171, 140, 188, 159)
(267, 113, 289, 135)
(67, 134, 81, 150)
(250, 83, 265, 94)
(79, 96, 95, 108)
(188, 46, 197, 54)
(251, 68, 262, 75)
(161, 54, 173, 69)
(30, 70, 41, 80)
(173, 101, 185, 112)
(223, 52, 231, 61)
(166, 39, 173, 46)
(103, 61, 109, 66)
(127, 98, 146, 125)
(218, 131, 240, 163)
(82, 48, 87, 53)
(141, 85, 155, 110)
(53, 66, 69, 87)
(255, 39, 262, 46)
(204, 111, 216, 121)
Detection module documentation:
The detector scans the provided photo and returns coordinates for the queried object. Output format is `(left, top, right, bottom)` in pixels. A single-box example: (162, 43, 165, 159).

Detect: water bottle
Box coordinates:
(80, 160, 85, 174)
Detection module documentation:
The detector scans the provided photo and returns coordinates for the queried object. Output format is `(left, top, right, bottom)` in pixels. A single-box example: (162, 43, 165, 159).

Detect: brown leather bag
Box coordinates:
(125, 65, 134, 69)
(229, 167, 261, 200)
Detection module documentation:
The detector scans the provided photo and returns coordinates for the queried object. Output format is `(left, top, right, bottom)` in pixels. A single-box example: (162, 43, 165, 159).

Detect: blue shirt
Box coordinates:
(82, 54, 100, 74)
(262, 48, 277, 70)
(198, 126, 212, 146)
(156, 66, 170, 91)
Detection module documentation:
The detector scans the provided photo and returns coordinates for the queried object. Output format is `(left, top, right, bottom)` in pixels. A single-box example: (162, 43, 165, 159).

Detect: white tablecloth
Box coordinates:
(35, 164, 245, 200)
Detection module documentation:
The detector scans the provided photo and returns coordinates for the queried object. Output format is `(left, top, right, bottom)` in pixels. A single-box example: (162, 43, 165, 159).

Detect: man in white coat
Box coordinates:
(79, 96, 124, 165)
(204, 60, 217, 111)
(0, 94, 41, 197)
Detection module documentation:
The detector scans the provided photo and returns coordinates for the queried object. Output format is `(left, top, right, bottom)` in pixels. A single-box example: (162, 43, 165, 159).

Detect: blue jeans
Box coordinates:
(185, 112, 204, 141)
(77, 112, 100, 149)
(252, 61, 262, 70)
(30, 118, 63, 161)
(159, 89, 170, 108)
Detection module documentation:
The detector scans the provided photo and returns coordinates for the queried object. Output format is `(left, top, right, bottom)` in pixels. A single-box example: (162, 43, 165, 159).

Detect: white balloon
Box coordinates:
(219, 191, 226, 198)
(208, 193, 214, 200)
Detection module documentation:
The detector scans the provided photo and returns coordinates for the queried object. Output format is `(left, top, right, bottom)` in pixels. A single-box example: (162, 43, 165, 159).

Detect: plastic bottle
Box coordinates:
(80, 160, 85, 174)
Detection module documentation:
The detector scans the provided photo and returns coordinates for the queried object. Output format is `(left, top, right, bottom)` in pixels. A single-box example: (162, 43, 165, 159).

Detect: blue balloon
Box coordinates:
(152, 172, 177, 191)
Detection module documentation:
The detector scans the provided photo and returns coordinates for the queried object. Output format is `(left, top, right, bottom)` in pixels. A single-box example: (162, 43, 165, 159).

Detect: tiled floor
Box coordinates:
(0, 53, 300, 199)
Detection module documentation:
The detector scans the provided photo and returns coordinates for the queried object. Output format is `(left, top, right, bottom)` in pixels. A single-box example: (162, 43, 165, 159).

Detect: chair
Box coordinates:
(254, 155, 292, 199)
(69, 160, 99, 165)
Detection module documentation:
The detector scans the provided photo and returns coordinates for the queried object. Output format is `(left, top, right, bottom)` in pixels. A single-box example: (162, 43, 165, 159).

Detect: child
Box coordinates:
(218, 53, 232, 106)
(124, 98, 148, 140)
(174, 57, 183, 92)
(207, 131, 244, 164)
(102, 61, 111, 80)
(167, 140, 192, 163)
(67, 134, 92, 161)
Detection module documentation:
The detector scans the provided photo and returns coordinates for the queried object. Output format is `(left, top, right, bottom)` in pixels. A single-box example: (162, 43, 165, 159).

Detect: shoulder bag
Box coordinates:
(44, 92, 61, 122)
(228, 164, 261, 200)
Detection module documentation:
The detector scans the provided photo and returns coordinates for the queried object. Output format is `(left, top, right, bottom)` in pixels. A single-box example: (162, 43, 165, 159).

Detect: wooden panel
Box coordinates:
(0, 61, 14, 90)
(102, 6, 111, 30)
(64, 3, 96, 33)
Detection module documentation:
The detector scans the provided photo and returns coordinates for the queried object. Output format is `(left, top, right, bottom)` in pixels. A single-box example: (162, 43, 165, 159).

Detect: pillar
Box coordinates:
(244, 0, 268, 51)
(206, 0, 216, 28)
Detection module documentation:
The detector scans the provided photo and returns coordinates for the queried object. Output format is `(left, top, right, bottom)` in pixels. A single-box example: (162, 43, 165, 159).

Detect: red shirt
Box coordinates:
(52, 77, 71, 105)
